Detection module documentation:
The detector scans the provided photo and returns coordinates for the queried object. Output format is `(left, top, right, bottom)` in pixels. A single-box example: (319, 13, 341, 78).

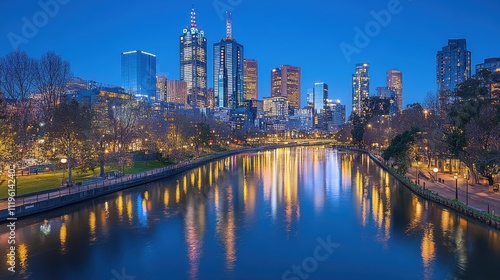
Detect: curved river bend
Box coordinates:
(2, 147, 500, 279)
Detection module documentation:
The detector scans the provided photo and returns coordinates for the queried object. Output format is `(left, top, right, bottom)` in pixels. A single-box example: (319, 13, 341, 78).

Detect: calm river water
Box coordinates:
(1, 146, 500, 279)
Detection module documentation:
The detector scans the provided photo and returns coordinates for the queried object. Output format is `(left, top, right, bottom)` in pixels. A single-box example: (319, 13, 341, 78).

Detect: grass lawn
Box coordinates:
(0, 160, 169, 199)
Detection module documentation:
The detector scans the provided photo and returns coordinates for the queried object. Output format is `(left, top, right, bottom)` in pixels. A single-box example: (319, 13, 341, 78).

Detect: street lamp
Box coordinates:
(464, 172, 470, 206)
(453, 173, 458, 201)
(61, 158, 67, 186)
(433, 167, 439, 182)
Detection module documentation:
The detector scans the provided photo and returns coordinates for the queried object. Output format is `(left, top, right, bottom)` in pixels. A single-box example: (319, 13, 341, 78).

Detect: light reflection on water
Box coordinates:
(1, 147, 500, 280)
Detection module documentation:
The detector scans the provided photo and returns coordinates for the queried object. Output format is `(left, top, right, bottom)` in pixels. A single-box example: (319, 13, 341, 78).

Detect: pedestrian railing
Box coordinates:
(1, 143, 300, 220)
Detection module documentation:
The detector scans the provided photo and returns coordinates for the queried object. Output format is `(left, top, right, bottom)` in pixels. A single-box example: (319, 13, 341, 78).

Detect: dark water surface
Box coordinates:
(2, 147, 500, 280)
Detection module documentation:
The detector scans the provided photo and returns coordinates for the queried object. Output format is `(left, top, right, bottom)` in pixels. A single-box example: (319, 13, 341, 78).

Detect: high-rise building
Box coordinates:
(166, 79, 188, 104)
(206, 88, 215, 109)
(313, 82, 328, 115)
(306, 88, 314, 109)
(121, 50, 156, 101)
(376, 86, 394, 99)
(436, 39, 471, 92)
(476, 58, 500, 74)
(214, 12, 244, 109)
(324, 99, 346, 127)
(263, 96, 289, 117)
(476, 58, 500, 100)
(156, 75, 167, 101)
(352, 63, 370, 118)
(180, 5, 207, 108)
(270, 65, 301, 109)
(243, 59, 258, 100)
(386, 69, 402, 112)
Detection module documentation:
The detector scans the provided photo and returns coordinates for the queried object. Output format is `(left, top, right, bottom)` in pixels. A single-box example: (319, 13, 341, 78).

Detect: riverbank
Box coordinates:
(335, 146, 500, 230)
(1, 142, 330, 221)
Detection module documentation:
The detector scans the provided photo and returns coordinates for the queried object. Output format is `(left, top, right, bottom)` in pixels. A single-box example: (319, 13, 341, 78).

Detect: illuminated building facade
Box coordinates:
(166, 79, 188, 104)
(386, 69, 402, 112)
(352, 63, 370, 118)
(121, 50, 156, 101)
(214, 12, 244, 109)
(313, 82, 328, 115)
(436, 39, 471, 92)
(243, 59, 258, 100)
(270, 65, 301, 109)
(180, 5, 208, 108)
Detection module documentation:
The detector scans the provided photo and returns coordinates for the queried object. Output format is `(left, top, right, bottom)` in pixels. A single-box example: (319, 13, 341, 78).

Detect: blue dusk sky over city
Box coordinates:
(2, 0, 499, 115)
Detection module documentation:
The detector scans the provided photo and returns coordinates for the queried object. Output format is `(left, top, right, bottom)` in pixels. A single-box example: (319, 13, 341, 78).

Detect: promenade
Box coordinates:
(406, 165, 500, 214)
(1, 142, 331, 220)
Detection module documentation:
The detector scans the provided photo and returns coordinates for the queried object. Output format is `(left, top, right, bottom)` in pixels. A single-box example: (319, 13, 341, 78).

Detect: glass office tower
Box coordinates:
(121, 50, 156, 101)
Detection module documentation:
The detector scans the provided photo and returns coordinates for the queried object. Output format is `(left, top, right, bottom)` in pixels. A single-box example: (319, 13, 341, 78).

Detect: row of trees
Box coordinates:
(0, 49, 71, 166)
(336, 69, 500, 184)
(0, 50, 245, 183)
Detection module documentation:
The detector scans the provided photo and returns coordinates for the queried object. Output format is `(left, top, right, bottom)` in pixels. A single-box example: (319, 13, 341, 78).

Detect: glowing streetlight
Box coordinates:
(433, 167, 438, 182)
(464, 172, 470, 205)
(453, 174, 459, 201)
(61, 158, 67, 186)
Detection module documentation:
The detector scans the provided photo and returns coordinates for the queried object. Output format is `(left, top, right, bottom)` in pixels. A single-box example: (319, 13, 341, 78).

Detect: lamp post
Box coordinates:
(61, 158, 67, 186)
(433, 167, 438, 182)
(465, 172, 470, 206)
(454, 174, 458, 201)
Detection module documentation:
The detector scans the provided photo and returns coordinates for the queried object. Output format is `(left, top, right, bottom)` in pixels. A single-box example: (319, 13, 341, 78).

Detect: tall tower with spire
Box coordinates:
(180, 5, 207, 108)
(213, 11, 244, 108)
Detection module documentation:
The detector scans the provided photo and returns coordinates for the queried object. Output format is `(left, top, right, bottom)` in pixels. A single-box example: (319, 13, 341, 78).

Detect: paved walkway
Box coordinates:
(0, 167, 163, 211)
(1, 142, 318, 214)
(406, 166, 500, 214)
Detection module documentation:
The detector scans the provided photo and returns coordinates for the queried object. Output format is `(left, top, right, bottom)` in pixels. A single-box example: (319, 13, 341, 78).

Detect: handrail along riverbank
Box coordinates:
(0, 142, 329, 221)
(335, 145, 500, 230)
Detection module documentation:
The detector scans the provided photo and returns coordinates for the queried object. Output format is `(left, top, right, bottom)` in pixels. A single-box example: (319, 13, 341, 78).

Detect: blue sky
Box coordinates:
(2, 0, 499, 115)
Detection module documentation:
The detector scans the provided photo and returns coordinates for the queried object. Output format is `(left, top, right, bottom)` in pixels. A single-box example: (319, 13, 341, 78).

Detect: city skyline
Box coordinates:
(2, 0, 500, 115)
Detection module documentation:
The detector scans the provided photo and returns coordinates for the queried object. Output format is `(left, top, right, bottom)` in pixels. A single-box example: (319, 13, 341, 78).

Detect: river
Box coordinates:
(1, 146, 499, 279)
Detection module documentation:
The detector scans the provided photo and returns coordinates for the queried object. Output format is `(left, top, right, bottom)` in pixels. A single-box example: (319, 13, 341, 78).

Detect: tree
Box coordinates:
(383, 127, 419, 174)
(0, 50, 37, 159)
(34, 51, 71, 123)
(48, 100, 93, 184)
(350, 115, 365, 148)
(476, 151, 500, 186)
(464, 105, 500, 184)
(0, 95, 16, 167)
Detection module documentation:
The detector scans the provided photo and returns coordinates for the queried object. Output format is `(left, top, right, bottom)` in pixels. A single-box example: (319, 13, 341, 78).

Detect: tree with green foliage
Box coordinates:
(350, 115, 366, 148)
(383, 127, 419, 174)
(446, 72, 500, 184)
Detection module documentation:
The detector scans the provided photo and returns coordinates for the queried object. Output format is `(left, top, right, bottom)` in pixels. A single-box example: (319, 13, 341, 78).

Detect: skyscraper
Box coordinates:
(386, 69, 402, 112)
(180, 5, 207, 108)
(121, 50, 156, 101)
(243, 59, 258, 100)
(166, 79, 188, 104)
(270, 65, 301, 109)
(476, 58, 500, 74)
(436, 39, 471, 92)
(476, 58, 500, 100)
(156, 75, 167, 101)
(313, 82, 328, 114)
(352, 63, 370, 118)
(214, 12, 244, 109)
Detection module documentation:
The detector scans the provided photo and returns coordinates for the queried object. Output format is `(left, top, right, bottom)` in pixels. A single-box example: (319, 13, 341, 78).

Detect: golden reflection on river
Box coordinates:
(5, 147, 500, 280)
